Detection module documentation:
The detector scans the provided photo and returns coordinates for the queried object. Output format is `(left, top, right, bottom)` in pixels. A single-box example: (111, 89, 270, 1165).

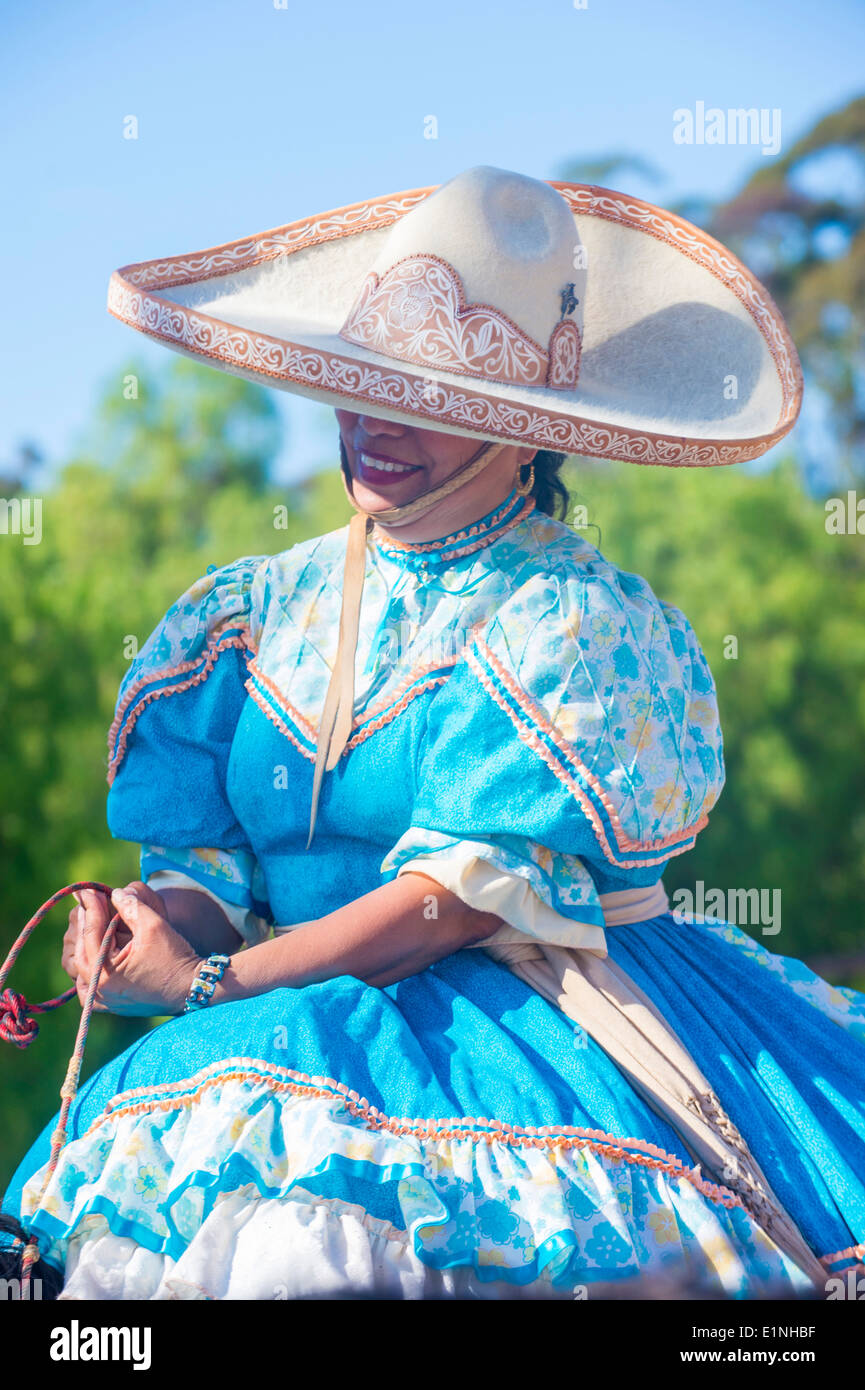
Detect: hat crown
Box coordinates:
(339, 166, 586, 391)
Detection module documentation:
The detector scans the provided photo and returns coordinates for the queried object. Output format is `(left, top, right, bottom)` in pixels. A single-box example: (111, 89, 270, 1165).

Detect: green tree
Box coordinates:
(710, 96, 865, 487)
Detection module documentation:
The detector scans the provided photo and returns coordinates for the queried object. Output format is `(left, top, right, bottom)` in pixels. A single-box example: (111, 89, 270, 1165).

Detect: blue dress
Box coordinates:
(5, 486, 865, 1299)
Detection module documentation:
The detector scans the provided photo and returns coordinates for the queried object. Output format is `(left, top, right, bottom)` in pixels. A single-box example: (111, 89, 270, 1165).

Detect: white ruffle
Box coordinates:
(59, 1191, 562, 1301)
(24, 1064, 812, 1300)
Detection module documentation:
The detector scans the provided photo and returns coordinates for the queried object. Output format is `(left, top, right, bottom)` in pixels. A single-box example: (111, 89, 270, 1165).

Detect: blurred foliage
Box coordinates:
(709, 96, 865, 488)
(560, 94, 865, 491)
(2, 96, 864, 1191)
(558, 153, 667, 190)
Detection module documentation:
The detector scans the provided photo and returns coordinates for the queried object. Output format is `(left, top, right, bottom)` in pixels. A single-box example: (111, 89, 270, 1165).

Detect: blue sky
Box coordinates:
(2, 0, 862, 483)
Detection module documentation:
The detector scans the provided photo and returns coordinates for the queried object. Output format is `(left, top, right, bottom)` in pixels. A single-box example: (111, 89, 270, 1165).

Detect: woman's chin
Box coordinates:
(351, 477, 425, 515)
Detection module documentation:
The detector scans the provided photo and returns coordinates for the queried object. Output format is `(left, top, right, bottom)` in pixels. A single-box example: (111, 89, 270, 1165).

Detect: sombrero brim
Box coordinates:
(107, 181, 802, 467)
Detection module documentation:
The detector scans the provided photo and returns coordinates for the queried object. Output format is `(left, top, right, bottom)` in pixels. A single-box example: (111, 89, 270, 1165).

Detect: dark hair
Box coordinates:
(528, 450, 570, 520)
(0, 1211, 63, 1299)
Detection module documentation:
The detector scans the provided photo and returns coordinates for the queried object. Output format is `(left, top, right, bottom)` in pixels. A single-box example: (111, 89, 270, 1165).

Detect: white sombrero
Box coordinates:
(108, 165, 802, 469)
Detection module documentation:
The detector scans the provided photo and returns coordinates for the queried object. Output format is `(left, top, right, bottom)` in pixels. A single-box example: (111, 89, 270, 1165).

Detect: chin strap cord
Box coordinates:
(0, 881, 119, 1295)
(306, 439, 508, 848)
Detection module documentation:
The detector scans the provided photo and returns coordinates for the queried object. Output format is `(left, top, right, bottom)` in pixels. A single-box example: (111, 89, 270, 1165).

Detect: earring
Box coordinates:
(516, 461, 535, 497)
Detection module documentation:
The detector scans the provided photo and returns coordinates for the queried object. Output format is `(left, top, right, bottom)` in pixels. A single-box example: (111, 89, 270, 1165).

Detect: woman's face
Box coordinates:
(335, 409, 533, 542)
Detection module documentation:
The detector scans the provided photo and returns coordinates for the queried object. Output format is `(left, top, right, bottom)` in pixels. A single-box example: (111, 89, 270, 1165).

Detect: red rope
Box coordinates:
(0, 880, 119, 1293)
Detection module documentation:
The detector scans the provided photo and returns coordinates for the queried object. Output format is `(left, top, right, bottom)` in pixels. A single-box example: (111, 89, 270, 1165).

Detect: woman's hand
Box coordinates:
(67, 883, 202, 1016)
(63, 882, 143, 984)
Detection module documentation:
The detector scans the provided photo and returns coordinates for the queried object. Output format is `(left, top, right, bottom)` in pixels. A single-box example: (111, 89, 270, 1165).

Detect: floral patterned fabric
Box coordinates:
(383, 830, 607, 938)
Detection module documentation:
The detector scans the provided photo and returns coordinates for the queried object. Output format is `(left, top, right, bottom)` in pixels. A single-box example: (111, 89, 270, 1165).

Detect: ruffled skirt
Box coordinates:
(5, 915, 865, 1299)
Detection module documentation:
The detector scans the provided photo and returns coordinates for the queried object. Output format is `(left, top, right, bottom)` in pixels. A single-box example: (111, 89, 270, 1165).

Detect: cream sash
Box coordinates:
(484, 882, 826, 1286)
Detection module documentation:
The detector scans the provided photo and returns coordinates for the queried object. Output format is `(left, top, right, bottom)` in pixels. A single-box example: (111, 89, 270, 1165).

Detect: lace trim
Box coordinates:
(245, 678, 316, 763)
(464, 636, 707, 867)
(84, 1057, 747, 1214)
(245, 657, 454, 761)
(107, 626, 254, 784)
(373, 491, 534, 565)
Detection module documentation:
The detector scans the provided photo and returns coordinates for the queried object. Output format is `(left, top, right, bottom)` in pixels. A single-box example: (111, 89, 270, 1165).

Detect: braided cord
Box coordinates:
(0, 881, 118, 1294)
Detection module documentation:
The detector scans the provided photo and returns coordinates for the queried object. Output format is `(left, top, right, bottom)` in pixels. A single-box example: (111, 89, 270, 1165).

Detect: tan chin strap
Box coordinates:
(306, 439, 509, 848)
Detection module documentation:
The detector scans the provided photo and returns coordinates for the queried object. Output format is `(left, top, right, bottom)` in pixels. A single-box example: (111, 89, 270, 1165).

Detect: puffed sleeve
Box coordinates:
(381, 555, 724, 951)
(106, 557, 273, 943)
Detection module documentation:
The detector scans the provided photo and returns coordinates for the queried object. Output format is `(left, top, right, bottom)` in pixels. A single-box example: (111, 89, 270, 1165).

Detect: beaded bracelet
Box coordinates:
(183, 954, 232, 1013)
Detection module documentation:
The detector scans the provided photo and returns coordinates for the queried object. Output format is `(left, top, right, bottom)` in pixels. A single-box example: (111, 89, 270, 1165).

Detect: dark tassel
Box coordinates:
(0, 1211, 62, 1300)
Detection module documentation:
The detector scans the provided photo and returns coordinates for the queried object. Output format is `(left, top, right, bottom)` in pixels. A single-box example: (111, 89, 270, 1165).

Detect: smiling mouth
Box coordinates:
(355, 449, 424, 487)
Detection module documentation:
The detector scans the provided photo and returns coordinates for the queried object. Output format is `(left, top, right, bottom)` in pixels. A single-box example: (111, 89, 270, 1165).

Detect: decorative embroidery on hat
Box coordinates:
(339, 254, 578, 391)
(552, 182, 801, 423)
(108, 272, 788, 465)
(546, 318, 582, 389)
(122, 189, 435, 292)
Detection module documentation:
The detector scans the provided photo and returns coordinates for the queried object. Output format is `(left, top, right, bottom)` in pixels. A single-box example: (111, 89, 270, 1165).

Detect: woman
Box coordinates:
(4, 167, 864, 1299)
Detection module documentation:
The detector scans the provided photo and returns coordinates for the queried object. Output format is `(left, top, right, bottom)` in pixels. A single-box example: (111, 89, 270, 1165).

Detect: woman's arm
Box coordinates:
(73, 874, 504, 1016)
(213, 872, 502, 1001)
(157, 887, 243, 956)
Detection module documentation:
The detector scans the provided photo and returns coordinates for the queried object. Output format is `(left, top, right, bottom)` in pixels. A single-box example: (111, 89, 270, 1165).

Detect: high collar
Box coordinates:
(371, 486, 535, 574)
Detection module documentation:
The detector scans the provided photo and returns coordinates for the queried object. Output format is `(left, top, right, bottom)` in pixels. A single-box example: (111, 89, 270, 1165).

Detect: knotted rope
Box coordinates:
(0, 881, 119, 1295)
